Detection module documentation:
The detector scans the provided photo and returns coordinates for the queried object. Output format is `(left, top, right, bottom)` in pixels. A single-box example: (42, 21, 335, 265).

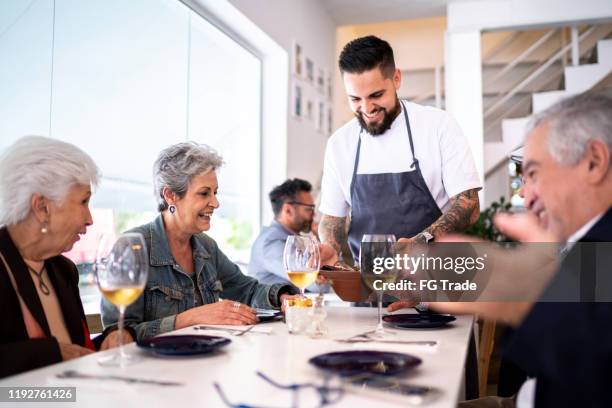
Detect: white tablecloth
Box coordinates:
(0, 307, 474, 408)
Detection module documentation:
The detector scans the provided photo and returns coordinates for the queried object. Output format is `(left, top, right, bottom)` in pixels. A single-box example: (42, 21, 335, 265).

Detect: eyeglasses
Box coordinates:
(214, 371, 344, 408)
(288, 201, 316, 211)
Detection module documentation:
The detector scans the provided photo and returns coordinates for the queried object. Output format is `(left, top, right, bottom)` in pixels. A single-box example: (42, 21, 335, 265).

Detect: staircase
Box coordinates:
(403, 24, 612, 207)
(484, 34, 612, 178)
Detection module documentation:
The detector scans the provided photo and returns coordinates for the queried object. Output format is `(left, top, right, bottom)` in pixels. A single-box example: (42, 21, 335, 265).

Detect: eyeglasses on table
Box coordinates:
(214, 370, 344, 408)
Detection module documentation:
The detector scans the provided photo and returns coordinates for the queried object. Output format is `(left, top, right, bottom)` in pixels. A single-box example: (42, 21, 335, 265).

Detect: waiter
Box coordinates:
(319, 35, 482, 265)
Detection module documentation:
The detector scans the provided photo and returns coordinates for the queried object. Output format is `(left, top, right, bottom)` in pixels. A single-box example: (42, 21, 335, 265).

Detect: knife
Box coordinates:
(335, 339, 437, 346)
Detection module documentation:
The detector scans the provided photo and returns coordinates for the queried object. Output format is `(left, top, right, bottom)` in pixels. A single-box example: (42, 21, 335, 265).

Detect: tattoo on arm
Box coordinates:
(423, 188, 480, 239)
(319, 214, 355, 266)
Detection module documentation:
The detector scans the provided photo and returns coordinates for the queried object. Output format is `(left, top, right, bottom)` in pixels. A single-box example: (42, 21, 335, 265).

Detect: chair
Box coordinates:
(85, 313, 103, 335)
(477, 318, 497, 397)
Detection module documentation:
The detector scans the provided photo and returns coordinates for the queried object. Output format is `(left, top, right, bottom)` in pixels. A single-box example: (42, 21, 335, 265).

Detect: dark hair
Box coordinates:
(269, 178, 312, 217)
(339, 35, 396, 77)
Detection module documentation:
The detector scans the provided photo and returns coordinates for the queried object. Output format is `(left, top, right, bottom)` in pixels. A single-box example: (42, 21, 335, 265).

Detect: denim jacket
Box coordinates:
(101, 215, 297, 340)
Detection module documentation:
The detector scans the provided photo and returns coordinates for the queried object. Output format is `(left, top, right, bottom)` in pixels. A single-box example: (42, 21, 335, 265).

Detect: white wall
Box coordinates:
(229, 0, 337, 221)
(448, 0, 612, 32)
(484, 163, 511, 208)
(445, 31, 484, 206)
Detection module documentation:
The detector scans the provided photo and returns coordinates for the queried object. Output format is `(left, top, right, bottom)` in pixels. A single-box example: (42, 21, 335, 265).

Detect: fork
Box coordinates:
(195, 326, 244, 334)
(347, 329, 378, 340)
(57, 370, 183, 386)
(233, 325, 256, 336)
(335, 338, 437, 346)
(195, 325, 259, 336)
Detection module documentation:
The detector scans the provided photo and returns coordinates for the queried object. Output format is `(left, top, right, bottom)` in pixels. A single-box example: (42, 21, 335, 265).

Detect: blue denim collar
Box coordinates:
(148, 215, 211, 266)
(191, 232, 211, 261)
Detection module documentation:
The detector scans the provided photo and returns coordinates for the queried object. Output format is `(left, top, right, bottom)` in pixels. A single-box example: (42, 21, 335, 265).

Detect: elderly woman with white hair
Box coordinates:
(0, 136, 131, 378)
(102, 142, 299, 341)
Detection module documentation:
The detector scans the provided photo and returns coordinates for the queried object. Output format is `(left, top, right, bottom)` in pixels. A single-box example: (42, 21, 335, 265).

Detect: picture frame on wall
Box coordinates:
(292, 40, 303, 77)
(316, 67, 325, 92)
(327, 105, 333, 135)
(306, 98, 314, 121)
(293, 81, 302, 117)
(316, 100, 325, 131)
(305, 57, 314, 83)
(325, 69, 333, 100)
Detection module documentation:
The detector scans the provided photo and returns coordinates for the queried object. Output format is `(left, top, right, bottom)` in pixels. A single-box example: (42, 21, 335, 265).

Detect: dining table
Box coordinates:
(0, 305, 474, 408)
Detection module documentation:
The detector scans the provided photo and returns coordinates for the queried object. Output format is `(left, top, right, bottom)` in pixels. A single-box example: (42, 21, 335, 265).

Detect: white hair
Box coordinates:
(153, 142, 224, 212)
(527, 92, 612, 166)
(0, 136, 101, 226)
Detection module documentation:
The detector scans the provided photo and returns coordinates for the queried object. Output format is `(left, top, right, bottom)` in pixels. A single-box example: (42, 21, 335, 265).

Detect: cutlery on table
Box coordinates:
(56, 370, 183, 386)
(195, 325, 259, 336)
(195, 325, 243, 333)
(335, 338, 437, 346)
(233, 325, 256, 336)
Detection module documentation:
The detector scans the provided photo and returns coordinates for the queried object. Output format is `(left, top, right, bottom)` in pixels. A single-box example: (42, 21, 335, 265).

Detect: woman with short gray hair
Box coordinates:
(102, 142, 299, 341)
(152, 141, 224, 212)
(0, 136, 128, 378)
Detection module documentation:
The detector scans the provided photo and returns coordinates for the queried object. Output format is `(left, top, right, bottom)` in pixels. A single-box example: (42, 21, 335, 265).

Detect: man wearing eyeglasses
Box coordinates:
(248, 178, 319, 287)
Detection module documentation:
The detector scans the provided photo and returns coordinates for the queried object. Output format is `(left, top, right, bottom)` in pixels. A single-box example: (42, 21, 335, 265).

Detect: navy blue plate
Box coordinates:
(137, 334, 231, 356)
(383, 313, 456, 329)
(309, 350, 421, 376)
(256, 309, 282, 322)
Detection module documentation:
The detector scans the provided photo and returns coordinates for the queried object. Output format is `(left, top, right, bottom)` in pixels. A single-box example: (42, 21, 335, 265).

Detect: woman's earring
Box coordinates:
(41, 222, 48, 234)
(169, 205, 176, 214)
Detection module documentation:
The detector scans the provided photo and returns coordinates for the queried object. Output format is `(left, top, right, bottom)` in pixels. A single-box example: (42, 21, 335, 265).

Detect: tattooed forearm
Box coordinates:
(319, 214, 355, 266)
(423, 188, 480, 239)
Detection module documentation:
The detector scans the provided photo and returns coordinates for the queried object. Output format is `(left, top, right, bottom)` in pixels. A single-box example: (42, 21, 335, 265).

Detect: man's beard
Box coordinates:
(296, 217, 313, 234)
(356, 97, 401, 136)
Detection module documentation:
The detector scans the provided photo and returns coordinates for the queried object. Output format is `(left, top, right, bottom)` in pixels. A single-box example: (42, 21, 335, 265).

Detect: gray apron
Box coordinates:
(348, 100, 443, 261)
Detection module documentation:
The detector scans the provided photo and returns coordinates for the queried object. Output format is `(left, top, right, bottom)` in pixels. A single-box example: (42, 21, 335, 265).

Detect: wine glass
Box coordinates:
(95, 232, 148, 366)
(360, 234, 397, 339)
(283, 235, 320, 297)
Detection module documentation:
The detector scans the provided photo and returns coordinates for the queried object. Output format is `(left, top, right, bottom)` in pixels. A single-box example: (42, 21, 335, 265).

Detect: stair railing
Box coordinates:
(484, 25, 599, 119)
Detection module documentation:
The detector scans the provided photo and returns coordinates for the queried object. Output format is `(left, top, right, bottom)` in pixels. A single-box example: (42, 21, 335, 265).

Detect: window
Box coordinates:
(0, 0, 262, 314)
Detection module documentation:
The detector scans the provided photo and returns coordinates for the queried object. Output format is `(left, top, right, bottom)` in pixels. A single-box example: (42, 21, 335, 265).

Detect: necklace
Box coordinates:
(27, 266, 50, 296)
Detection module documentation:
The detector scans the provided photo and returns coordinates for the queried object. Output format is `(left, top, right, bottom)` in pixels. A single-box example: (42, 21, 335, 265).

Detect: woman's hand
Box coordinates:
(176, 300, 258, 328)
(58, 342, 94, 361)
(99, 329, 134, 351)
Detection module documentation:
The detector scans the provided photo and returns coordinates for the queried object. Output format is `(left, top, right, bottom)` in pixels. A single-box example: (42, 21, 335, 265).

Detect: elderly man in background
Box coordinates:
(0, 136, 130, 378)
(248, 178, 317, 286)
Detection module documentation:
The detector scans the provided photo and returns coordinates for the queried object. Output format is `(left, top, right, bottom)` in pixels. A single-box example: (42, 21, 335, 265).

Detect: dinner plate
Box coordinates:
(309, 350, 421, 376)
(382, 313, 456, 329)
(137, 334, 231, 356)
